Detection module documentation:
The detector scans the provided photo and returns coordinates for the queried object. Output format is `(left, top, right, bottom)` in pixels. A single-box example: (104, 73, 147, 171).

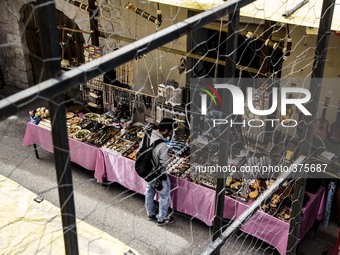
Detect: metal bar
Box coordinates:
(88, 0, 99, 46)
(212, 10, 240, 250)
(0, 0, 256, 119)
(36, 1, 79, 254)
(57, 25, 93, 35)
(286, 0, 335, 254)
(0, 66, 5, 88)
(98, 31, 271, 76)
(225, 10, 240, 78)
(33, 143, 39, 159)
(282, 0, 309, 17)
(259, 20, 274, 75)
(65, 0, 93, 12)
(201, 156, 305, 255)
(103, 83, 156, 98)
(125, 2, 161, 26)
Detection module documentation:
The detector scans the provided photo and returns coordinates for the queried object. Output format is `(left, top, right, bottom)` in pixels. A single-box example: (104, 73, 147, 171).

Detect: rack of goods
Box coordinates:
(81, 44, 104, 112)
(102, 83, 156, 124)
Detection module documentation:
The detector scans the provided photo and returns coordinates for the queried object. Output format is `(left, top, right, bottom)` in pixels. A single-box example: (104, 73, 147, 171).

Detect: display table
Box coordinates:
(23, 122, 99, 171)
(95, 148, 217, 224)
(23, 122, 325, 255)
(95, 147, 325, 255)
(238, 187, 325, 255)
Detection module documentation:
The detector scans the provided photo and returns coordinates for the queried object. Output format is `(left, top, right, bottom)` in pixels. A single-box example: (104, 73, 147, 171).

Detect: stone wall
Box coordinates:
(0, 0, 187, 92)
(0, 0, 32, 88)
(0, 0, 89, 89)
(98, 0, 188, 94)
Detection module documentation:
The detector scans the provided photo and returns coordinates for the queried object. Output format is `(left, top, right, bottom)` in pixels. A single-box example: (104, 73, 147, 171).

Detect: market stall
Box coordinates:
(95, 144, 325, 255)
(23, 122, 99, 171)
(22, 118, 326, 255)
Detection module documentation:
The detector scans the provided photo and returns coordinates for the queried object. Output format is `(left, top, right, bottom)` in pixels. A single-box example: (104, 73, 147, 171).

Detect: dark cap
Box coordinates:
(158, 118, 177, 132)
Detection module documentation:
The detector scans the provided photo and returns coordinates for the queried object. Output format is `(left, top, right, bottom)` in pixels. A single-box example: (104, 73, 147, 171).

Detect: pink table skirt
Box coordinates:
(95, 148, 147, 194)
(239, 187, 325, 254)
(22, 123, 326, 255)
(95, 147, 325, 255)
(95, 148, 217, 225)
(23, 122, 99, 171)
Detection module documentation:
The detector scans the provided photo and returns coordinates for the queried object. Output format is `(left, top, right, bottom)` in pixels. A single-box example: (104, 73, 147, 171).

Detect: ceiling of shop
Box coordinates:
(145, 0, 340, 31)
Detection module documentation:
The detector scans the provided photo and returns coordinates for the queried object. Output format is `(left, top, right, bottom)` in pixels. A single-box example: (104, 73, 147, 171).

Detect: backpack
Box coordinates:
(135, 131, 164, 182)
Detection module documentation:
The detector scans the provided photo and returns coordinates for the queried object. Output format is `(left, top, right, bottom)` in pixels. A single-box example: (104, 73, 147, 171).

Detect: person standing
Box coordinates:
(145, 118, 175, 226)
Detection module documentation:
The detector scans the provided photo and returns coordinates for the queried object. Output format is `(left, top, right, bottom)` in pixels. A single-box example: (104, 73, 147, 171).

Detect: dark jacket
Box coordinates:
(142, 129, 169, 175)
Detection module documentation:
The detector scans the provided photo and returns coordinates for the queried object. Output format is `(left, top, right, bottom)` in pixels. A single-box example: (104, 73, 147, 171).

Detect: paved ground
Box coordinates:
(0, 85, 338, 255)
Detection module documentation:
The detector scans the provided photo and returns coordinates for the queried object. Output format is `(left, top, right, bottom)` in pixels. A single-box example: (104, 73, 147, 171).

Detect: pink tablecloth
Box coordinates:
(95, 147, 325, 255)
(95, 148, 147, 194)
(23, 123, 325, 255)
(95, 148, 218, 225)
(23, 122, 99, 171)
(239, 187, 325, 255)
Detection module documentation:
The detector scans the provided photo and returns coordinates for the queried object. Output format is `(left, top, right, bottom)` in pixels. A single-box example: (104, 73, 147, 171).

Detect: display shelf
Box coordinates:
(102, 83, 157, 123)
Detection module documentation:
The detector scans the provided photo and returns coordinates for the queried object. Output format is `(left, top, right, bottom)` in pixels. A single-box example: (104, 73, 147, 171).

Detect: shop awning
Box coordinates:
(145, 0, 227, 10)
(145, 0, 340, 31)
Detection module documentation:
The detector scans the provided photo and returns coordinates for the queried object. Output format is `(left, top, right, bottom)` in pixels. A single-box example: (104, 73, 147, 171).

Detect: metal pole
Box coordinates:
(286, 0, 335, 254)
(0, 66, 5, 88)
(36, 1, 79, 254)
(224, 10, 240, 79)
(201, 156, 305, 255)
(88, 0, 99, 46)
(99, 31, 268, 76)
(33, 143, 39, 159)
(65, 0, 94, 12)
(212, 10, 240, 250)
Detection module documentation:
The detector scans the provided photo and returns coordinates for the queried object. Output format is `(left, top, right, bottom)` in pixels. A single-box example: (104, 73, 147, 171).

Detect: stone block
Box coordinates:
(7, 34, 21, 46)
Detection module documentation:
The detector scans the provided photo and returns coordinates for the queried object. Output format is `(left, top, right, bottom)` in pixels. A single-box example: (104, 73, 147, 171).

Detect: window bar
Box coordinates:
(36, 0, 79, 254)
(212, 9, 240, 248)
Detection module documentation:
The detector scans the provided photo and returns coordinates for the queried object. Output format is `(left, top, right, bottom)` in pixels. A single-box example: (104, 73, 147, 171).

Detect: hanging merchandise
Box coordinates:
(178, 58, 186, 74)
(172, 87, 183, 106)
(163, 86, 182, 106)
(323, 181, 337, 227)
(181, 86, 190, 106)
(115, 61, 134, 87)
(161, 79, 183, 106)
(156, 106, 164, 123)
(125, 2, 162, 27)
(101, 83, 157, 125)
(83, 44, 102, 63)
(60, 29, 70, 68)
(158, 84, 166, 103)
(164, 79, 179, 88)
(83, 44, 104, 90)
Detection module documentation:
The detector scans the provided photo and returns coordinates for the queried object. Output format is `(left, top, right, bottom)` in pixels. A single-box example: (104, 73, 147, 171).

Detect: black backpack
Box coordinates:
(135, 131, 164, 182)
